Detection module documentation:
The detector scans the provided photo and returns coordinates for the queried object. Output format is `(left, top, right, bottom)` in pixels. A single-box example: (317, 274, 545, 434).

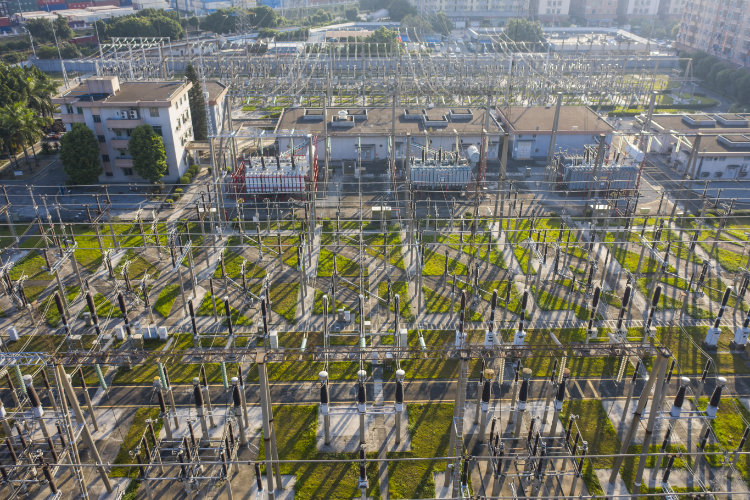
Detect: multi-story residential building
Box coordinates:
(676, 0, 750, 66)
(625, 0, 660, 16)
(535, 0, 570, 22)
(53, 76, 195, 183)
(659, 0, 684, 18)
(420, 0, 530, 25)
(569, 0, 619, 24)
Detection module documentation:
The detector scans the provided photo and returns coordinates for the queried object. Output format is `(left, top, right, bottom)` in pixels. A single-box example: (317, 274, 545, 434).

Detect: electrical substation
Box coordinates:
(1, 28, 750, 500)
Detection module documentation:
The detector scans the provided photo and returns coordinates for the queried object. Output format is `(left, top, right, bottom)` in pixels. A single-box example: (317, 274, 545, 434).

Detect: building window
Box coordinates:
(97, 135, 105, 143)
(105, 171, 113, 177)
(149, 107, 160, 118)
(153, 126, 162, 136)
(114, 129, 122, 137)
(66, 105, 73, 114)
(93, 114, 101, 123)
(76, 107, 83, 114)
(122, 168, 133, 176)
(102, 154, 110, 162)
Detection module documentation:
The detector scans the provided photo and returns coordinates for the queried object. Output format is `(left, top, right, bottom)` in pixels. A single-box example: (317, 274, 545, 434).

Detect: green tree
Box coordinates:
(200, 8, 239, 34)
(129, 125, 167, 183)
(23, 67, 56, 119)
(251, 6, 280, 28)
(504, 18, 544, 44)
(185, 63, 207, 141)
(431, 12, 453, 36)
(98, 10, 183, 40)
(0, 102, 48, 165)
(401, 14, 433, 35)
(387, 0, 416, 21)
(345, 7, 359, 21)
(53, 15, 74, 41)
(60, 123, 101, 184)
(25, 19, 55, 44)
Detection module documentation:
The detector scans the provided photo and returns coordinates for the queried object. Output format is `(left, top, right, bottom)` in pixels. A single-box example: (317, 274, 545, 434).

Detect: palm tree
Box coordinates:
(23, 67, 57, 119)
(0, 102, 49, 166)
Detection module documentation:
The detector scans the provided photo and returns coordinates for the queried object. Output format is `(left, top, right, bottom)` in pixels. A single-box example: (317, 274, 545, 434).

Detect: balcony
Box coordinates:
(106, 117, 143, 128)
(111, 138, 130, 149)
(59, 112, 85, 124)
(114, 158, 133, 168)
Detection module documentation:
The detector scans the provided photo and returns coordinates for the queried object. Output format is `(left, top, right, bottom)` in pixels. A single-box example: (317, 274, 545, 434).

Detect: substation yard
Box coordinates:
(1, 185, 750, 500)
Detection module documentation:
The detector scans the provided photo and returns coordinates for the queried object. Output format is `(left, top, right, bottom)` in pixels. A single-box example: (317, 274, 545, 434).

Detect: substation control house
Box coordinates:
(274, 107, 504, 166)
(496, 105, 614, 160)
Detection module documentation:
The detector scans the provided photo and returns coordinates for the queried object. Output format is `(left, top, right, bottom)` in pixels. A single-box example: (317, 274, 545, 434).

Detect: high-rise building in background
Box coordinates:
(676, 0, 750, 66)
(420, 0, 530, 25)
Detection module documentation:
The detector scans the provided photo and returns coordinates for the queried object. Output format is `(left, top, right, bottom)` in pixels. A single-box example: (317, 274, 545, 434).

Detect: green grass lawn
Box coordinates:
(619, 444, 690, 493)
(10, 251, 53, 281)
(213, 248, 266, 279)
(513, 245, 537, 275)
(422, 248, 468, 276)
(378, 281, 415, 322)
(698, 238, 746, 273)
(531, 285, 591, 321)
(40, 285, 80, 327)
(317, 248, 367, 277)
(388, 403, 457, 498)
(364, 231, 406, 270)
(423, 286, 482, 321)
(258, 405, 379, 499)
(114, 250, 161, 280)
(112, 343, 238, 385)
(196, 293, 253, 326)
(611, 246, 662, 274)
(263, 235, 300, 268)
(560, 399, 621, 496)
(154, 284, 180, 318)
(110, 407, 163, 478)
(657, 325, 750, 375)
(78, 293, 122, 320)
(438, 232, 508, 269)
(270, 282, 300, 323)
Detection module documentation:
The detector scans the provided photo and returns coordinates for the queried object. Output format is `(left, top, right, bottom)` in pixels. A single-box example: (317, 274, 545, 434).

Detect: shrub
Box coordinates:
(173, 193, 181, 201)
(188, 164, 199, 177)
(174, 188, 183, 194)
(178, 175, 190, 185)
(165, 198, 174, 204)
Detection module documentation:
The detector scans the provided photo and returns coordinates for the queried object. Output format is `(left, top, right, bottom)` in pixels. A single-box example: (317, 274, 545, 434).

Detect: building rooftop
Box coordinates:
(276, 107, 503, 136)
(204, 81, 228, 106)
(497, 106, 613, 135)
(56, 79, 188, 105)
(643, 113, 750, 134)
(684, 134, 750, 155)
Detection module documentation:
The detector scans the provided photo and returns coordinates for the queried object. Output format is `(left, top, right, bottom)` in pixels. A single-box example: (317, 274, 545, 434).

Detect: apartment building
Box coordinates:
(676, 0, 750, 66)
(421, 0, 530, 25)
(536, 0, 570, 21)
(569, 0, 618, 24)
(625, 0, 660, 16)
(53, 76, 194, 183)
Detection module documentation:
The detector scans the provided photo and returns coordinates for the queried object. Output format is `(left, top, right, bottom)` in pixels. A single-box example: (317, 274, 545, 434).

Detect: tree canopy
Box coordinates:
(96, 9, 183, 41)
(504, 18, 544, 44)
(25, 16, 73, 44)
(0, 63, 55, 165)
(386, 0, 416, 21)
(129, 125, 168, 183)
(684, 51, 750, 110)
(401, 12, 453, 36)
(200, 7, 281, 34)
(185, 64, 207, 141)
(60, 123, 101, 184)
